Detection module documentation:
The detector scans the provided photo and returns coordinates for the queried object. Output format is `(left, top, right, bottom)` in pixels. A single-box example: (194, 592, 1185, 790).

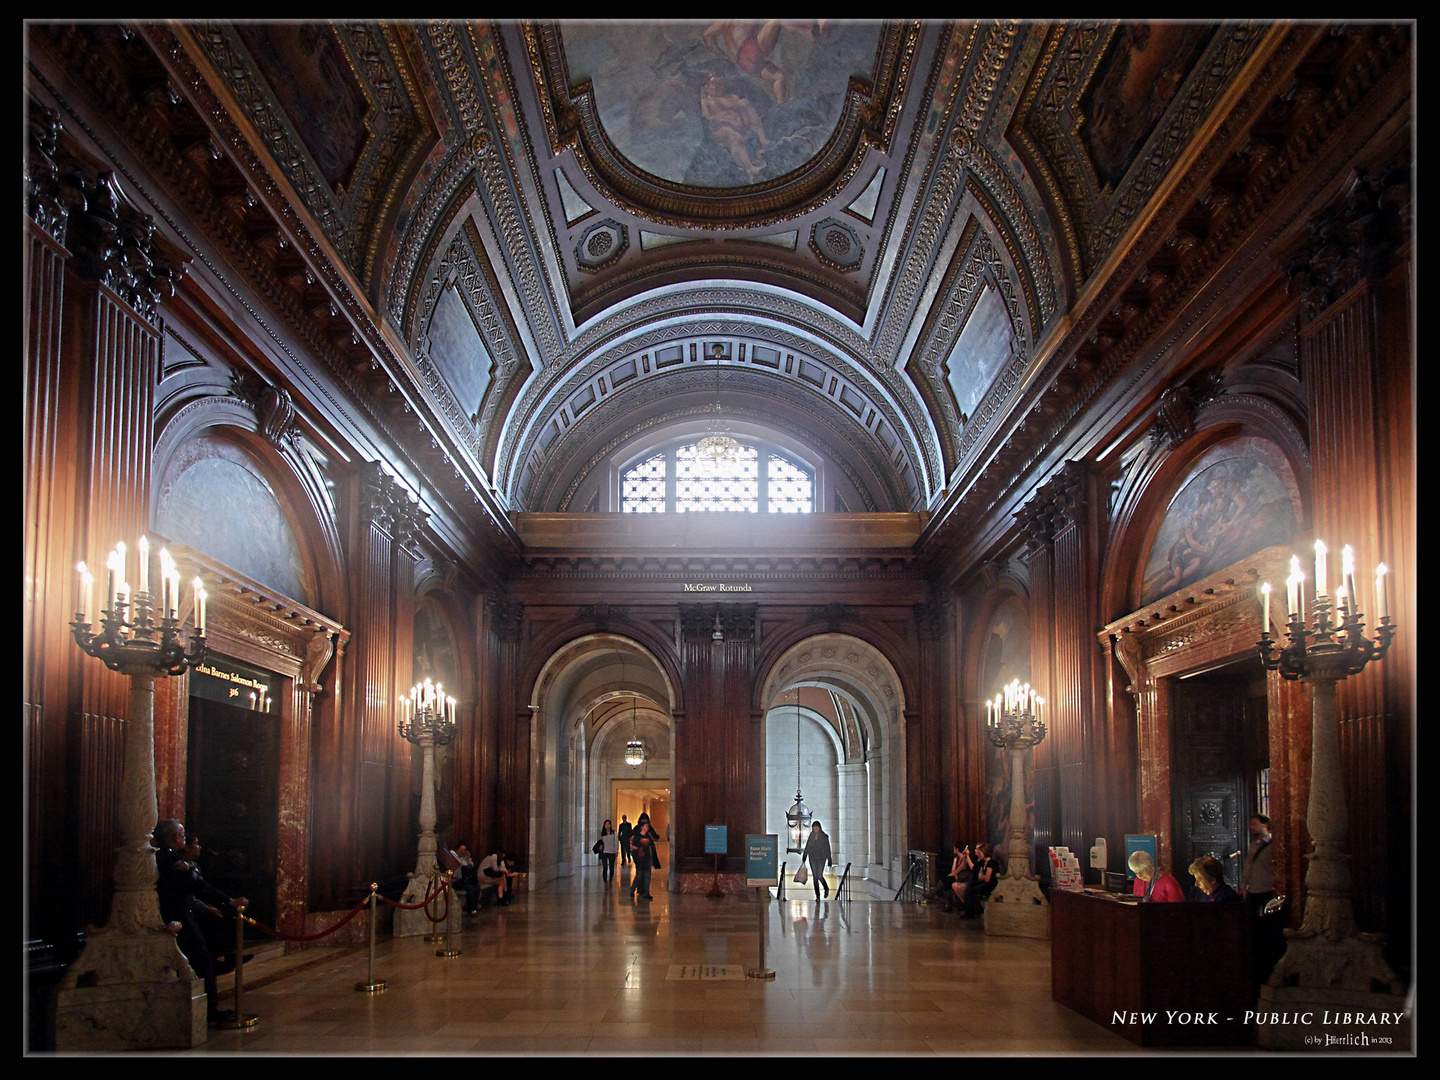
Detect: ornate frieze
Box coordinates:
(1285, 155, 1412, 320)
(679, 603, 757, 642)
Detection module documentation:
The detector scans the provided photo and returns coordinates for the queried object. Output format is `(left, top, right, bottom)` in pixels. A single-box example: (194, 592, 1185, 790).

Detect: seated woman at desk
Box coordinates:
(1188, 855, 1242, 902)
(1128, 850, 1184, 902)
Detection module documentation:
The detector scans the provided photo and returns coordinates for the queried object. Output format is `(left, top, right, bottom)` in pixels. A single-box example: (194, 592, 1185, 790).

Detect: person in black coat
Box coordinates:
(154, 818, 248, 1023)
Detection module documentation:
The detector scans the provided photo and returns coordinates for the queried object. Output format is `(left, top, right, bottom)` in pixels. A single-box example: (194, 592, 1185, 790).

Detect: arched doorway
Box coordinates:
(760, 634, 907, 896)
(528, 635, 675, 889)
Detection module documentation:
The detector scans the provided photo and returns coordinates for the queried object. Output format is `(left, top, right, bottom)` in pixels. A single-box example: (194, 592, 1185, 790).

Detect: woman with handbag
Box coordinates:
(800, 821, 833, 900)
(596, 819, 618, 884)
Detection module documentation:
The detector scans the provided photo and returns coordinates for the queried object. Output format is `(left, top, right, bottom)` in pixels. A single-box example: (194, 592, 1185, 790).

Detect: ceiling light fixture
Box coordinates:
(695, 343, 740, 468)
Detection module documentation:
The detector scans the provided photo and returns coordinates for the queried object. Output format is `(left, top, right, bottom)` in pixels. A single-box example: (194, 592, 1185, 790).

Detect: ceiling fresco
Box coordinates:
(562, 20, 882, 187)
(32, 20, 1406, 539)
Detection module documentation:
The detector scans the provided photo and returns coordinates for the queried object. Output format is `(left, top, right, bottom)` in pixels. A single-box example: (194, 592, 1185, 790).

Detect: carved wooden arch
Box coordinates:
(155, 544, 346, 942)
(151, 398, 345, 619)
(961, 568, 1031, 701)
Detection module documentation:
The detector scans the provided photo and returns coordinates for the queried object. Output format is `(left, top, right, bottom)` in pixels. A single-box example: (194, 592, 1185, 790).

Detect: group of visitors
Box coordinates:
(589, 812, 663, 899)
(925, 841, 998, 916)
(450, 843, 518, 914)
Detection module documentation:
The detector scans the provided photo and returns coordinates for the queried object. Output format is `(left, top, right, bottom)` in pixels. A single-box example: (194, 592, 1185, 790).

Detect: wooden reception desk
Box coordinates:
(1050, 889, 1253, 1047)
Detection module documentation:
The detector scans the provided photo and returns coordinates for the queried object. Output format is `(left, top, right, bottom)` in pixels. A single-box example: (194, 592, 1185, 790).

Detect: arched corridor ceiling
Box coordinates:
(40, 20, 1408, 552)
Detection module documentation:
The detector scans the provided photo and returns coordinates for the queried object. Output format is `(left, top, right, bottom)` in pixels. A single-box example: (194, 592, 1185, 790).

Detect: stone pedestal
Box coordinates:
(53, 929, 207, 1050)
(393, 880, 463, 938)
(983, 875, 1050, 939)
(1255, 979, 1411, 1051)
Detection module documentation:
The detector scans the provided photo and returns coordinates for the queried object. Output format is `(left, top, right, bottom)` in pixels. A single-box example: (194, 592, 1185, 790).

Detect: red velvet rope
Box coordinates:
(229, 874, 453, 944)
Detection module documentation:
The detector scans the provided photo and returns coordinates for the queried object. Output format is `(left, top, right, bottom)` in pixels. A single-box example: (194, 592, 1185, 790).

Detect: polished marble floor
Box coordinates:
(185, 867, 1146, 1058)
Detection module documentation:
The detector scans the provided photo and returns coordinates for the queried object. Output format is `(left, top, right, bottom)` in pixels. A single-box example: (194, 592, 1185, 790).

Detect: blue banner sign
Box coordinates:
(705, 825, 728, 855)
(746, 834, 779, 886)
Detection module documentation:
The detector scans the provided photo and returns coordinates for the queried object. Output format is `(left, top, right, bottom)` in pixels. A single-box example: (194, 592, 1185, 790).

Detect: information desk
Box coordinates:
(1050, 888, 1252, 1047)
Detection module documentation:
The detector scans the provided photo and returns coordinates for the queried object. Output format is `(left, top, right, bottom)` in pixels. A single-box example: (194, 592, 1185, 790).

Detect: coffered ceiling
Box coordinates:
(29, 20, 1411, 557)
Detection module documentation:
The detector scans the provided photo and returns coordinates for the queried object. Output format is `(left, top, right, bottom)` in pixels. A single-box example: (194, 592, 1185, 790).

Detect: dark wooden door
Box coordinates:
(186, 695, 280, 931)
(1170, 673, 1248, 892)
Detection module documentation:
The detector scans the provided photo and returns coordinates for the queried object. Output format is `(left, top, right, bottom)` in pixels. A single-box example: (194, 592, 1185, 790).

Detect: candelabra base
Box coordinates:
(53, 929, 207, 1050)
(983, 876, 1050, 939)
(1255, 979, 1410, 1051)
(392, 878, 463, 939)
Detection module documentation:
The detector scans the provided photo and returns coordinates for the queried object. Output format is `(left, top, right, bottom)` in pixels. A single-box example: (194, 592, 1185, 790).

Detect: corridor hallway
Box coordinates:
(182, 869, 1136, 1057)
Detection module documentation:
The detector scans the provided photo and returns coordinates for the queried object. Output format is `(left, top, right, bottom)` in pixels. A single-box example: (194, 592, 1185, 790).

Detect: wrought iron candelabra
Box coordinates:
(986, 680, 1045, 881)
(55, 539, 210, 1049)
(1255, 541, 1402, 997)
(395, 680, 459, 937)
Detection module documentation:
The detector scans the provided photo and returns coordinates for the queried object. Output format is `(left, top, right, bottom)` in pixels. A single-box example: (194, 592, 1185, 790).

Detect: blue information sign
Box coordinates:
(704, 825, 727, 855)
(746, 834, 779, 887)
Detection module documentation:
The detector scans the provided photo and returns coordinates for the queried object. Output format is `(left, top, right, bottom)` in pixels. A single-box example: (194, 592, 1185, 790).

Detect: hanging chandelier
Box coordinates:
(625, 694, 646, 767)
(619, 649, 646, 767)
(695, 343, 741, 467)
(784, 689, 811, 853)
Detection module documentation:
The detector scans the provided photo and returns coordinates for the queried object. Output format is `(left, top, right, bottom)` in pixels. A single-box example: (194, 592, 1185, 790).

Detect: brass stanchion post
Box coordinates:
(355, 884, 387, 992)
(219, 904, 259, 1029)
(435, 871, 461, 958)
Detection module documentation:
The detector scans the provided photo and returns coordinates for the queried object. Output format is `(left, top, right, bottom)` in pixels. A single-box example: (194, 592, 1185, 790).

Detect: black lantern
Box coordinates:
(784, 690, 810, 853)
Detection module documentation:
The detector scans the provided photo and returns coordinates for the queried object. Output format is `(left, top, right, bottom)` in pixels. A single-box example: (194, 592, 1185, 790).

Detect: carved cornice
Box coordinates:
(522, 555, 918, 582)
(1286, 153, 1412, 321)
(527, 21, 919, 229)
(924, 24, 1408, 566)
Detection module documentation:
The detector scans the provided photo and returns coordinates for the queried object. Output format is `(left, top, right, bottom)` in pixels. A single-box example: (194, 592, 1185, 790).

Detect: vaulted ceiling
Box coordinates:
(27, 20, 1411, 569)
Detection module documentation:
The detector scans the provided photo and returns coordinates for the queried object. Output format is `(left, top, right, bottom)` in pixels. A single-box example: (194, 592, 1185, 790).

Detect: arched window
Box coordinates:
(620, 440, 814, 513)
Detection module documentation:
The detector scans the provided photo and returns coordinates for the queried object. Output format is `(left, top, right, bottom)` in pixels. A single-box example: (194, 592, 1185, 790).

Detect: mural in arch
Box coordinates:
(1140, 436, 1301, 606)
(980, 597, 1031, 859)
(155, 434, 311, 604)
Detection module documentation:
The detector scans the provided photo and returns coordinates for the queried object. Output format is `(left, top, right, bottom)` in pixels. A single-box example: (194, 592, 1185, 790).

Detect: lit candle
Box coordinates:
(1314, 539, 1328, 598)
(1342, 545, 1358, 613)
(76, 562, 89, 620)
(1335, 583, 1348, 617)
(137, 535, 149, 595)
(106, 548, 120, 611)
(192, 577, 206, 634)
(1375, 563, 1388, 620)
(1260, 582, 1270, 632)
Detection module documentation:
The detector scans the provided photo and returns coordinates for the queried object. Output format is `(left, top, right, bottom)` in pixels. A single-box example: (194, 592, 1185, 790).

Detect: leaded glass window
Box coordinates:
(621, 452, 667, 513)
(620, 441, 814, 513)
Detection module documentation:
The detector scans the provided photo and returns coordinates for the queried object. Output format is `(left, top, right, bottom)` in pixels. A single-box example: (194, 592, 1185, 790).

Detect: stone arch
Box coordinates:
(526, 633, 675, 890)
(759, 633, 908, 895)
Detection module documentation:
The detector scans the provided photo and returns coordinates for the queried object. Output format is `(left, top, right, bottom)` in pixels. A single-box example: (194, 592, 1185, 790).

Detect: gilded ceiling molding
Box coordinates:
(870, 20, 1001, 363)
(526, 21, 920, 229)
(191, 21, 427, 284)
(504, 319, 925, 506)
(1014, 22, 1264, 279)
(389, 139, 486, 334)
(465, 22, 568, 362)
(411, 222, 525, 470)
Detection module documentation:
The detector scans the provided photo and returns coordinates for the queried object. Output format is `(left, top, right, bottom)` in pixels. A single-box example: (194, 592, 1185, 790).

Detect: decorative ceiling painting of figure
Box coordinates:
(562, 20, 882, 186)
